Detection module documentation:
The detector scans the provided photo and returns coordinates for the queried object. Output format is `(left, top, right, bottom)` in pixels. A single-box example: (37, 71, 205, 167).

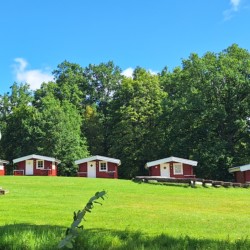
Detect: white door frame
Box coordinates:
(25, 160, 34, 175)
(160, 163, 170, 177)
(87, 161, 96, 178)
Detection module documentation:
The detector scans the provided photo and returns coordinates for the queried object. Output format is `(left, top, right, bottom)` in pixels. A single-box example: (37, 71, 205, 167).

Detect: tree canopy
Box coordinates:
(0, 44, 249, 179)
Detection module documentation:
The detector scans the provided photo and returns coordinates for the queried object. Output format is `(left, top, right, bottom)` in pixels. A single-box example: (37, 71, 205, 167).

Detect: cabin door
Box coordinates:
(160, 163, 170, 177)
(25, 160, 34, 175)
(87, 161, 96, 178)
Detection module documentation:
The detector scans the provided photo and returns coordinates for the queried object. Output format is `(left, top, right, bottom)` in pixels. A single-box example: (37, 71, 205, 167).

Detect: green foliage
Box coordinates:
(82, 105, 105, 155)
(58, 191, 106, 249)
(0, 83, 38, 160)
(161, 44, 250, 180)
(36, 95, 89, 176)
(109, 68, 166, 178)
(52, 61, 86, 111)
(83, 61, 123, 155)
(83, 61, 122, 111)
(1, 44, 250, 179)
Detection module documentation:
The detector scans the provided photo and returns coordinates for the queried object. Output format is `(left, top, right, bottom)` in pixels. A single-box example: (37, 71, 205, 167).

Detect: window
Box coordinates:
(36, 160, 44, 169)
(173, 163, 183, 175)
(99, 162, 107, 172)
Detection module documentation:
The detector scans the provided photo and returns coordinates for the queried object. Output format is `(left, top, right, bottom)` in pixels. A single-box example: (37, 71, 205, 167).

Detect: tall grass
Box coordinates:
(0, 176, 249, 249)
(0, 224, 62, 250)
(0, 226, 249, 250)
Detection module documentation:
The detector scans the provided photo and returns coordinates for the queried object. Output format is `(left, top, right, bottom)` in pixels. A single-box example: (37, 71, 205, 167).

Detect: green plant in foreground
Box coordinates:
(58, 190, 106, 249)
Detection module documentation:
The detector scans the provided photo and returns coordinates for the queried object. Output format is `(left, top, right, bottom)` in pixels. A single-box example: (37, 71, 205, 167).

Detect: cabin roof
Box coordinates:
(75, 155, 121, 165)
(13, 154, 61, 164)
(229, 164, 250, 173)
(145, 156, 198, 168)
(0, 160, 9, 164)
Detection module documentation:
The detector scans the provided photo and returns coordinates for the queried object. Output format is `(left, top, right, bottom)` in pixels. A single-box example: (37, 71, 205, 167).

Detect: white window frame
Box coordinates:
(99, 161, 107, 172)
(36, 160, 44, 169)
(173, 163, 183, 175)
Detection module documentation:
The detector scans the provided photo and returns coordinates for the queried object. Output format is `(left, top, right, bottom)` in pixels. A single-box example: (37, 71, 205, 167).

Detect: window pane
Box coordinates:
(174, 164, 182, 174)
(37, 160, 43, 168)
(100, 162, 107, 171)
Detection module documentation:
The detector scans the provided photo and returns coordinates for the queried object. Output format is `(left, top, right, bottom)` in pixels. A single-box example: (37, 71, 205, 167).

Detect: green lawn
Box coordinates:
(0, 176, 249, 249)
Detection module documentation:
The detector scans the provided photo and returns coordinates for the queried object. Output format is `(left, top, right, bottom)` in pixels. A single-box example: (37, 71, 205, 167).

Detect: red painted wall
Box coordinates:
(78, 163, 87, 177)
(235, 171, 250, 183)
(245, 171, 250, 182)
(235, 171, 245, 183)
(14, 159, 57, 176)
(77, 161, 118, 178)
(170, 163, 194, 178)
(149, 165, 161, 176)
(0, 166, 5, 176)
(14, 161, 25, 175)
(96, 161, 118, 178)
(33, 160, 57, 176)
(149, 162, 195, 178)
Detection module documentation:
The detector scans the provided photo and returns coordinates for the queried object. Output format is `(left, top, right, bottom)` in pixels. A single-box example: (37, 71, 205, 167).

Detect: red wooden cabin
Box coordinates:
(13, 154, 61, 176)
(145, 156, 197, 178)
(228, 164, 250, 183)
(0, 160, 9, 176)
(75, 155, 121, 178)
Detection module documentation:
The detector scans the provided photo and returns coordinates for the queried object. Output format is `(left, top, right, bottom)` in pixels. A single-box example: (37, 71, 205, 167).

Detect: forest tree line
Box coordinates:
(0, 44, 250, 180)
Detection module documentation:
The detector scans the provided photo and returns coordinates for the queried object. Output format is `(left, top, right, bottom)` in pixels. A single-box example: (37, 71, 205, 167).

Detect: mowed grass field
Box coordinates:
(0, 176, 249, 249)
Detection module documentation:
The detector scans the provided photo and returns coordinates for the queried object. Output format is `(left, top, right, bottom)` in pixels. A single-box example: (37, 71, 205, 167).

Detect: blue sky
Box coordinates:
(1, 0, 250, 94)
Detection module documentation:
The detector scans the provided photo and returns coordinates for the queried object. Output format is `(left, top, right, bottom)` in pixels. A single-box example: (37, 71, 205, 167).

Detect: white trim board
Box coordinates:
(75, 155, 121, 165)
(0, 160, 9, 164)
(13, 154, 61, 164)
(229, 164, 250, 173)
(145, 156, 198, 168)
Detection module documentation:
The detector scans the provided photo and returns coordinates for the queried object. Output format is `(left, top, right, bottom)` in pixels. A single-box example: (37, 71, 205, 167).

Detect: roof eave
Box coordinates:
(229, 164, 250, 173)
(13, 154, 60, 164)
(145, 156, 198, 168)
(228, 167, 240, 173)
(75, 155, 121, 165)
(0, 160, 9, 164)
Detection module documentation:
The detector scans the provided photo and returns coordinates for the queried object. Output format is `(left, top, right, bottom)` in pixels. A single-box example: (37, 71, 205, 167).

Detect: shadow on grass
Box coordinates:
(132, 179, 195, 189)
(76, 228, 249, 250)
(0, 223, 64, 250)
(0, 224, 249, 250)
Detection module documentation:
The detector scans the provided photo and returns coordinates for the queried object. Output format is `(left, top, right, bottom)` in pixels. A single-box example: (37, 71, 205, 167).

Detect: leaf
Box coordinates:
(66, 241, 74, 249)
(73, 211, 77, 221)
(93, 201, 102, 205)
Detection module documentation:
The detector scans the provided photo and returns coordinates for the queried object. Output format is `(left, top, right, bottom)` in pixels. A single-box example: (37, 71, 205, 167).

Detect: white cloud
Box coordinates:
(231, 0, 241, 11)
(223, 0, 242, 20)
(13, 58, 54, 90)
(121, 67, 134, 78)
(149, 69, 158, 75)
(121, 67, 158, 78)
